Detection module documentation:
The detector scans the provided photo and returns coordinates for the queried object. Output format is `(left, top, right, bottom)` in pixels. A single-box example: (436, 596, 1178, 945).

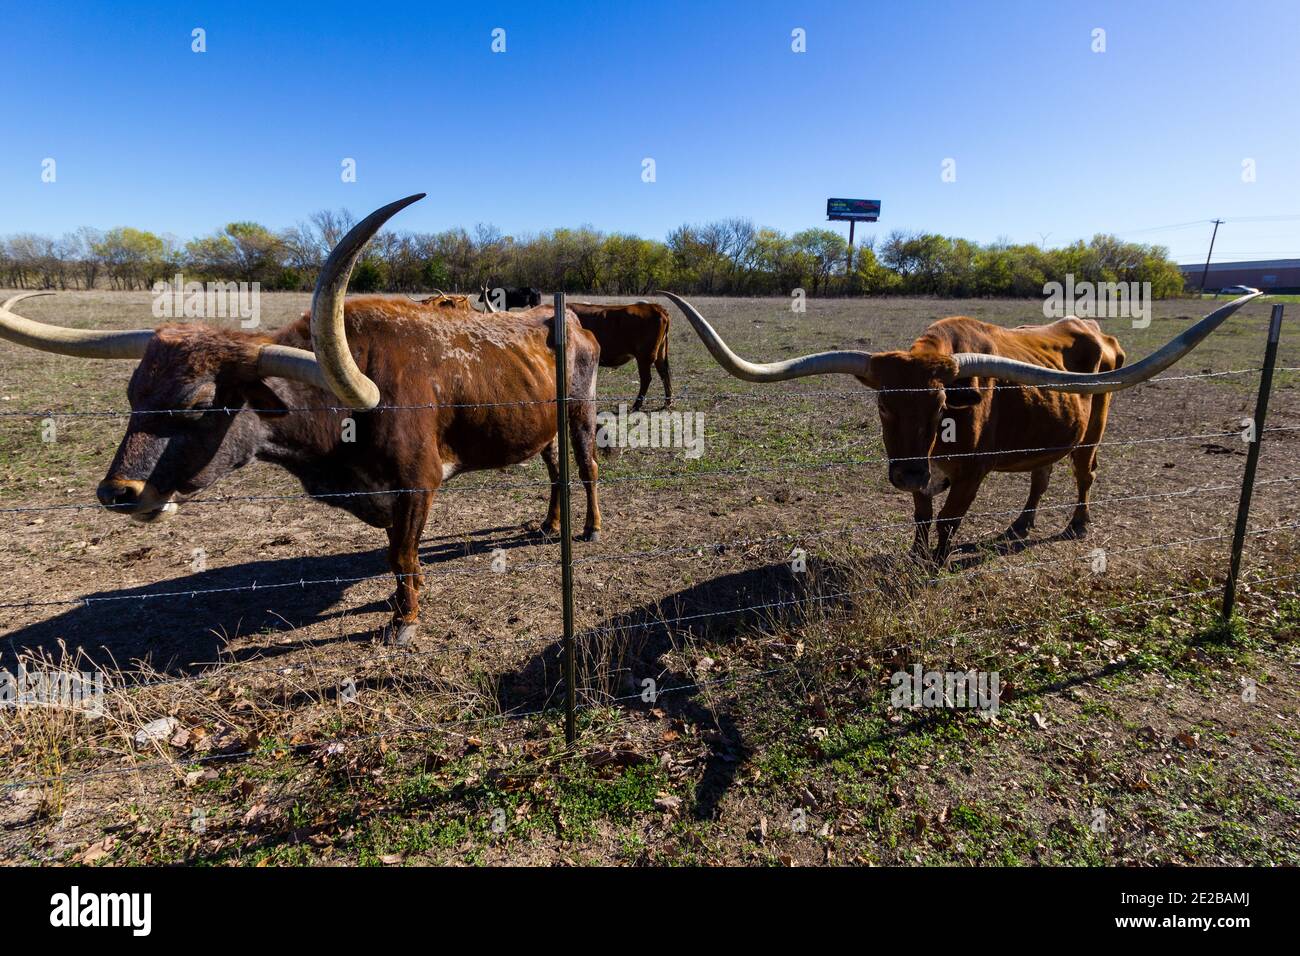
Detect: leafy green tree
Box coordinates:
(95, 227, 170, 290)
(3, 212, 1192, 299)
(852, 245, 901, 294)
(348, 258, 386, 293)
(792, 228, 847, 295)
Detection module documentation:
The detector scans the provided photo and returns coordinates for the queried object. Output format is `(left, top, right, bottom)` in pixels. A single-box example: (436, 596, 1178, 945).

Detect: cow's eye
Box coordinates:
(943, 379, 982, 408)
(175, 401, 215, 422)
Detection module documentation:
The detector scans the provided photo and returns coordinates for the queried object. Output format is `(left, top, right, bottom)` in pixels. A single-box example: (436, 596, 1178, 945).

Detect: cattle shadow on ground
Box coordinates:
(947, 525, 1087, 572)
(176, 645, 1161, 866)
(0, 548, 391, 676)
(494, 553, 876, 821)
(0, 522, 548, 677)
(489, 534, 1090, 819)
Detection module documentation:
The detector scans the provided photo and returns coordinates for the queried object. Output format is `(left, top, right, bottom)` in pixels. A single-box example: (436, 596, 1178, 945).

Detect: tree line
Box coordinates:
(0, 211, 1188, 298)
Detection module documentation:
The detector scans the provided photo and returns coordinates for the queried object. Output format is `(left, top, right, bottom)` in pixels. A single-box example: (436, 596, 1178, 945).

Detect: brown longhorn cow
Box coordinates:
(566, 301, 673, 411)
(0, 196, 603, 646)
(409, 290, 481, 311)
(658, 291, 1260, 565)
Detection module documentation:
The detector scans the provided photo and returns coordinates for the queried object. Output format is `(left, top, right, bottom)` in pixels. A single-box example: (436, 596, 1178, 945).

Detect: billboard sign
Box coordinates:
(826, 198, 880, 222)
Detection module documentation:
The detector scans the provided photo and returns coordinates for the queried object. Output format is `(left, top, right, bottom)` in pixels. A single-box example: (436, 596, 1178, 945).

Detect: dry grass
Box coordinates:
(1, 291, 1297, 865)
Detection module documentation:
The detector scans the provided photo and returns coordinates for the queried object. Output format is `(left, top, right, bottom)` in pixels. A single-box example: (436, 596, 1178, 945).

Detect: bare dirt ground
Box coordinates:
(1, 291, 1296, 866)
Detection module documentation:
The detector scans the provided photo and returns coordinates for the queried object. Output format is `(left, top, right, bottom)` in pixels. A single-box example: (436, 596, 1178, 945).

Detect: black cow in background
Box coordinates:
(481, 284, 543, 311)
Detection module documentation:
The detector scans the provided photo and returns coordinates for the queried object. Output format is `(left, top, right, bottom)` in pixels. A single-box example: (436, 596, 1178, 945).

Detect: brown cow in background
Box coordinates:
(412, 291, 478, 310)
(568, 301, 672, 411)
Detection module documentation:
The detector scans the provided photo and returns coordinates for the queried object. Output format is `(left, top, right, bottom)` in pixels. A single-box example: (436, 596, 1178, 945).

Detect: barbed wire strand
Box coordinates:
(1, 365, 1292, 420)
(4, 473, 1297, 611)
(6, 424, 1296, 515)
(11, 512, 1292, 705)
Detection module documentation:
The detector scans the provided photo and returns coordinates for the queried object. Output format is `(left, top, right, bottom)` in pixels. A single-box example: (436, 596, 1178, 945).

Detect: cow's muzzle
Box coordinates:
(96, 479, 178, 522)
(888, 461, 944, 494)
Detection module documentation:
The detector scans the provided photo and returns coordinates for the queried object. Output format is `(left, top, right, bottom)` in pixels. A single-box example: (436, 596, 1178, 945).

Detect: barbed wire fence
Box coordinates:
(0, 298, 1294, 839)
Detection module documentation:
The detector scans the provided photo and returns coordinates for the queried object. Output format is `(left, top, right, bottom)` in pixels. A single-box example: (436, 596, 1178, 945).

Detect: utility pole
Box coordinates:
(1198, 219, 1224, 293)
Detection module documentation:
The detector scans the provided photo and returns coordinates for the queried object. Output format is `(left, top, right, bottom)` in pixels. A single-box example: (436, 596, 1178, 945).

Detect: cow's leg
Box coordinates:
(537, 437, 562, 537)
(568, 397, 602, 542)
(1065, 445, 1098, 538)
(932, 475, 983, 566)
(1066, 394, 1110, 538)
(632, 357, 653, 412)
(384, 490, 433, 645)
(1005, 464, 1052, 540)
(910, 490, 934, 558)
(655, 342, 672, 408)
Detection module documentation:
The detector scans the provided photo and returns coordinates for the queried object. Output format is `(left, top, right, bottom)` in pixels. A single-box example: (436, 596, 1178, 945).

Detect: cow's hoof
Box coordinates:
(383, 622, 419, 647)
(1062, 522, 1089, 540)
(580, 529, 600, 543)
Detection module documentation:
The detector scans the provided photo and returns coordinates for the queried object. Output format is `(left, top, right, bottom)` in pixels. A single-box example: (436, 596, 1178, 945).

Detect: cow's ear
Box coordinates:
(243, 379, 290, 417)
(859, 354, 884, 390)
(934, 355, 961, 384)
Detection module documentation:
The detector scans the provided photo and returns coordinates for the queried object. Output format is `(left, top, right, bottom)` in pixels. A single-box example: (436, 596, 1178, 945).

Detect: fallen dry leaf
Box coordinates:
(134, 717, 178, 748)
(74, 837, 116, 865)
(654, 793, 682, 813)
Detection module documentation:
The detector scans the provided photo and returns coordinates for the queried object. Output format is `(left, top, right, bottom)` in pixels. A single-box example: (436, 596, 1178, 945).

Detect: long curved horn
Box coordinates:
(405, 289, 447, 304)
(952, 292, 1263, 393)
(656, 291, 872, 382)
(255, 343, 330, 392)
(0, 291, 154, 359)
(310, 193, 426, 408)
(480, 284, 500, 313)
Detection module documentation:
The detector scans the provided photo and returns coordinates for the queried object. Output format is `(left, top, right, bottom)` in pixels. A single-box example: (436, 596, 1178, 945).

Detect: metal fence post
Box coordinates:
(553, 292, 578, 744)
(1222, 303, 1285, 622)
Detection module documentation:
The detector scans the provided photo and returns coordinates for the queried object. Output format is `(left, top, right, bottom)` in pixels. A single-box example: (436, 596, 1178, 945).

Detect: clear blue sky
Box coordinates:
(3, 0, 1297, 263)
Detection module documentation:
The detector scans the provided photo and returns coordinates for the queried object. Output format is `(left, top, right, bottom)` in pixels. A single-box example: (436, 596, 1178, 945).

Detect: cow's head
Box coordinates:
(95, 326, 289, 520)
(411, 291, 476, 311)
(863, 350, 968, 492)
(0, 194, 428, 521)
(656, 291, 1263, 493)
